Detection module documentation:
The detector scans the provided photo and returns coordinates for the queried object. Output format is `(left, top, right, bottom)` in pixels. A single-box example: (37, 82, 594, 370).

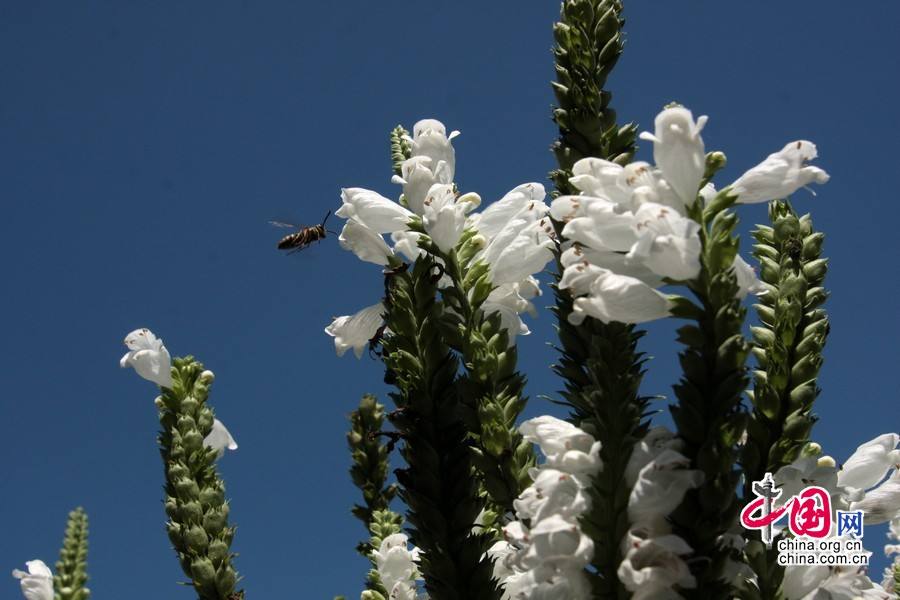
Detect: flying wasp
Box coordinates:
(270, 210, 334, 254)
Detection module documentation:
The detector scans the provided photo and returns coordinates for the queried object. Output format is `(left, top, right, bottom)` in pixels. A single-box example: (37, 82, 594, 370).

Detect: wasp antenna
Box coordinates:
(326, 229, 339, 236)
(322, 209, 333, 227)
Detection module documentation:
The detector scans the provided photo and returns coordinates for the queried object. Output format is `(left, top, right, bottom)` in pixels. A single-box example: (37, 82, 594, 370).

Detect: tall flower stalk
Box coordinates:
(549, 2, 645, 598)
(53, 507, 90, 600)
(157, 358, 243, 600)
(739, 201, 830, 600)
(668, 184, 750, 599)
(382, 256, 499, 600)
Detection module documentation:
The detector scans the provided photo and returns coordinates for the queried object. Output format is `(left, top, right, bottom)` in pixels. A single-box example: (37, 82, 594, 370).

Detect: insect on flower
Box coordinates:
(270, 210, 335, 254)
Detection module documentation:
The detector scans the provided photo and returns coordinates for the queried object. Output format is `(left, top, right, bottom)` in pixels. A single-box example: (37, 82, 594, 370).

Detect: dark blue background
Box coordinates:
(2, 2, 898, 597)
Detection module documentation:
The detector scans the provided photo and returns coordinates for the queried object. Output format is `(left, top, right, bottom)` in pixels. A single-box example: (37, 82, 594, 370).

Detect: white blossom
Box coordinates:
(337, 188, 414, 233)
(639, 106, 708, 207)
(567, 267, 673, 325)
(627, 202, 701, 281)
(338, 219, 393, 265)
(628, 449, 703, 531)
(371, 533, 423, 600)
(120, 328, 173, 388)
(204, 418, 238, 459)
(519, 514, 594, 572)
(850, 468, 900, 525)
(513, 469, 591, 522)
(617, 531, 696, 600)
(782, 564, 832, 599)
(325, 303, 384, 359)
(730, 140, 830, 204)
(733, 254, 766, 299)
(624, 426, 682, 488)
(11, 560, 53, 600)
(837, 433, 900, 491)
(519, 416, 602, 478)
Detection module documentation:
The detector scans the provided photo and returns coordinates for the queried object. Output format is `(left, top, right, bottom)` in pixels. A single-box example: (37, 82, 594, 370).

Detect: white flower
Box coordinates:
(519, 514, 594, 571)
(617, 531, 696, 600)
(567, 267, 673, 325)
(851, 468, 900, 525)
(120, 328, 173, 388)
(781, 564, 831, 599)
(639, 106, 708, 207)
(838, 433, 900, 491)
(421, 185, 479, 252)
(325, 303, 384, 358)
(337, 188, 414, 233)
(730, 140, 830, 204)
(476, 184, 555, 286)
(12, 560, 54, 600)
(775, 455, 840, 502)
(558, 196, 637, 253)
(204, 418, 238, 459)
(513, 469, 591, 522)
(338, 219, 393, 265)
(624, 427, 682, 488)
(473, 183, 548, 239)
(519, 416, 602, 477)
(408, 119, 458, 182)
(371, 533, 422, 594)
(627, 202, 701, 281)
(733, 254, 766, 299)
(628, 449, 704, 529)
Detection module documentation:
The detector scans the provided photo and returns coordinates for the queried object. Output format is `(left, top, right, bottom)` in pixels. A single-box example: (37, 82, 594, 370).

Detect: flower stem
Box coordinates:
(426, 235, 534, 517)
(739, 201, 830, 599)
(669, 193, 750, 599)
(53, 507, 90, 600)
(382, 256, 500, 600)
(549, 2, 643, 598)
(157, 357, 243, 600)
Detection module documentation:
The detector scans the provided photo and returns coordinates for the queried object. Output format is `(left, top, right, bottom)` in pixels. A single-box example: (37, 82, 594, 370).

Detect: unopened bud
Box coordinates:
(817, 455, 836, 469)
(200, 370, 215, 383)
(184, 525, 209, 550)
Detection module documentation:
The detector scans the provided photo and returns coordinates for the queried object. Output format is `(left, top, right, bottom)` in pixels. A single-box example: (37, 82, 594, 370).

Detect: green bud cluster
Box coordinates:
(348, 395, 399, 547)
(53, 507, 90, 600)
(669, 188, 750, 600)
(550, 0, 637, 194)
(739, 201, 830, 600)
(158, 357, 242, 600)
(390, 125, 412, 177)
(381, 256, 499, 600)
(421, 229, 534, 516)
(549, 2, 646, 597)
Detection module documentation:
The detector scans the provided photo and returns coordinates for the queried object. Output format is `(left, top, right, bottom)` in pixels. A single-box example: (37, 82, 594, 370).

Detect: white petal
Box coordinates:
(850, 469, 900, 525)
(339, 188, 414, 233)
(204, 418, 238, 459)
(476, 183, 547, 240)
(641, 106, 707, 206)
(733, 254, 766, 299)
(325, 303, 384, 359)
(121, 328, 173, 388)
(731, 140, 830, 204)
(570, 270, 672, 325)
(338, 219, 393, 265)
(838, 433, 900, 491)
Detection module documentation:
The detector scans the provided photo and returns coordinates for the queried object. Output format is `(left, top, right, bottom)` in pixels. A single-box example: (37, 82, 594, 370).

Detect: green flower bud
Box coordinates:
(215, 565, 237, 597)
(207, 539, 229, 566)
(200, 486, 225, 508)
(174, 478, 201, 500)
(190, 557, 216, 588)
(183, 430, 204, 453)
(180, 396, 199, 415)
(179, 501, 203, 524)
(184, 525, 209, 550)
(202, 509, 228, 535)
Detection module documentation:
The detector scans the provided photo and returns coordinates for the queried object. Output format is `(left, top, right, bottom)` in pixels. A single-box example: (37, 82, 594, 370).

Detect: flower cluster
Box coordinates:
(549, 105, 827, 325)
(369, 533, 425, 600)
(616, 426, 704, 599)
(771, 434, 900, 599)
(326, 119, 554, 357)
(490, 416, 601, 599)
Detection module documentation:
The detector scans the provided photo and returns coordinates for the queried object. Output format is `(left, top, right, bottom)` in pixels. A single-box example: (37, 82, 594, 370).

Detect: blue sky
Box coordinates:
(2, 1, 898, 597)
